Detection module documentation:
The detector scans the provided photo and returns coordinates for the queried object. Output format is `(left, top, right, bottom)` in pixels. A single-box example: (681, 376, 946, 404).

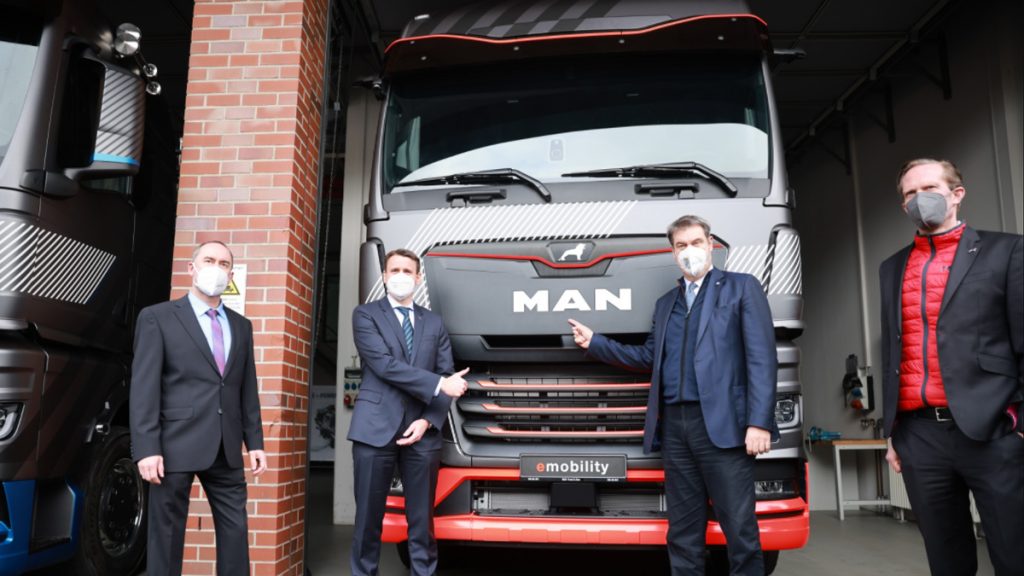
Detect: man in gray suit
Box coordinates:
(130, 240, 266, 576)
(349, 248, 468, 576)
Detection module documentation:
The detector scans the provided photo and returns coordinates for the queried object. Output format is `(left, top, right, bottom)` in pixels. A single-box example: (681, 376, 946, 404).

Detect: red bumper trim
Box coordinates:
(382, 467, 810, 550)
(383, 513, 809, 549)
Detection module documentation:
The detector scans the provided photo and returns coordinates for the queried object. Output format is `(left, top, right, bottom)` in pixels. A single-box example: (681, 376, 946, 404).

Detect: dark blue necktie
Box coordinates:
(397, 307, 414, 358)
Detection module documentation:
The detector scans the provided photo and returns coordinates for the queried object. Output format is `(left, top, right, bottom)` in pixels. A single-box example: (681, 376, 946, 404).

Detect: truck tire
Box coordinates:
(72, 426, 147, 576)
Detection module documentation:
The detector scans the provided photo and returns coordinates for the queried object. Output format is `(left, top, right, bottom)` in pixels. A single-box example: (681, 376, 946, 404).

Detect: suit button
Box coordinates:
(218, 408, 223, 415)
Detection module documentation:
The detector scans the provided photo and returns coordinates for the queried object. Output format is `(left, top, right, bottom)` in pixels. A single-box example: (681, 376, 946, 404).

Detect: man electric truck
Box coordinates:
(0, 1, 177, 574)
(357, 1, 808, 573)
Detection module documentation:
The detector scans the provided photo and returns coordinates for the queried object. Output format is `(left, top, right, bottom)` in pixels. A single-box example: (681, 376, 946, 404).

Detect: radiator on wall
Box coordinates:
(888, 466, 913, 511)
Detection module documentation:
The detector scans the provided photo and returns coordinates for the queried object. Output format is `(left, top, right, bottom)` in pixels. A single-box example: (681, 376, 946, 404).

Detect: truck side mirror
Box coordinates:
(55, 53, 105, 170)
(63, 55, 146, 180)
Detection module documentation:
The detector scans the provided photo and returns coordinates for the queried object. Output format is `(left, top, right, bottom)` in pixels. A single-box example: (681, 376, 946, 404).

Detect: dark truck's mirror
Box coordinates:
(62, 53, 146, 181)
(56, 53, 104, 170)
(23, 28, 150, 197)
(58, 22, 152, 187)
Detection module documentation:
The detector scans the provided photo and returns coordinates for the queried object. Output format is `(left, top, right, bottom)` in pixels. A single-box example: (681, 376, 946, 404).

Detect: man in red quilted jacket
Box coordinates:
(879, 158, 1023, 576)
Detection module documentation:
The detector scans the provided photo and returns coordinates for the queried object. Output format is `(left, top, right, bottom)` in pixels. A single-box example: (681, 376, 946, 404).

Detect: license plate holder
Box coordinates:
(520, 454, 626, 482)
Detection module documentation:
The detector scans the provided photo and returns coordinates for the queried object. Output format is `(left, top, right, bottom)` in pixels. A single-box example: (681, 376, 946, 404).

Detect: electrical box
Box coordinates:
(343, 356, 361, 408)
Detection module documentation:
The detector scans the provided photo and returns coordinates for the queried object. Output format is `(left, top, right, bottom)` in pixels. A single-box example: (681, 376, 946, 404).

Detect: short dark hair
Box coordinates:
(384, 248, 421, 273)
(896, 158, 963, 198)
(666, 215, 711, 244)
(191, 240, 234, 267)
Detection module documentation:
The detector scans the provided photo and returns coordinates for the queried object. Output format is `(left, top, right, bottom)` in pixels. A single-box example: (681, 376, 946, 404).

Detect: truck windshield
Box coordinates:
(383, 54, 770, 193)
(0, 19, 40, 167)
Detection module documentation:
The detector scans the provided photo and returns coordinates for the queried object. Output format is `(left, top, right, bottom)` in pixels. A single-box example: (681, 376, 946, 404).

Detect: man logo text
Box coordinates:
(512, 289, 632, 313)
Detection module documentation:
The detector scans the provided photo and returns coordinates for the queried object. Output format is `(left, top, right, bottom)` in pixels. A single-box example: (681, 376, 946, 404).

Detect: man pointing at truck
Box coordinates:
(348, 249, 470, 576)
(570, 214, 778, 575)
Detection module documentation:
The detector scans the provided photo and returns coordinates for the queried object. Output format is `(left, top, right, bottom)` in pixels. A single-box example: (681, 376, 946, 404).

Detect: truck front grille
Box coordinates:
(458, 377, 649, 443)
(473, 481, 665, 517)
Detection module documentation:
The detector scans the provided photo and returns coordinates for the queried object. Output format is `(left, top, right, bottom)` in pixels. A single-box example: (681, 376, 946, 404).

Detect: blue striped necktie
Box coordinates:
(398, 307, 414, 357)
(685, 282, 698, 310)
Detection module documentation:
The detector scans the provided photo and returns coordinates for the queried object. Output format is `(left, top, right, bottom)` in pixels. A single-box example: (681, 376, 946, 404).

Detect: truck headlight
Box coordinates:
(774, 395, 800, 429)
(0, 403, 22, 440)
(755, 479, 797, 500)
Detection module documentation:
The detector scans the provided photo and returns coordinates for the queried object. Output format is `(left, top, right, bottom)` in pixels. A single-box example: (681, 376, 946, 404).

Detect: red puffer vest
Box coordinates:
(898, 224, 965, 411)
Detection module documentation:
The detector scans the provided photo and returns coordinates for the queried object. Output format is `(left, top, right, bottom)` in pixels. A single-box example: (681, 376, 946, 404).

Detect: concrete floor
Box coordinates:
(304, 469, 995, 576)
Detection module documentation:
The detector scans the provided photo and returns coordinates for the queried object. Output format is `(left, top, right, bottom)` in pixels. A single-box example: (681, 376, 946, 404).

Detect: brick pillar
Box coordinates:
(173, 0, 327, 574)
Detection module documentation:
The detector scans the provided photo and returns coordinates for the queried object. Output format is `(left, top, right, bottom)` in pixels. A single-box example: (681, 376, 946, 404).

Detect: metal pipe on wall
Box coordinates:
(847, 116, 874, 373)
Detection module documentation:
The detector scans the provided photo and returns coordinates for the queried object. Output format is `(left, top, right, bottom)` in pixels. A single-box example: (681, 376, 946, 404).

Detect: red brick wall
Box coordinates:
(173, 0, 327, 574)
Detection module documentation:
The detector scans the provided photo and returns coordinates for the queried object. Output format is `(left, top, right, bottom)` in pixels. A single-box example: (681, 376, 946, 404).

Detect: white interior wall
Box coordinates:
(791, 1, 1022, 511)
(333, 89, 381, 524)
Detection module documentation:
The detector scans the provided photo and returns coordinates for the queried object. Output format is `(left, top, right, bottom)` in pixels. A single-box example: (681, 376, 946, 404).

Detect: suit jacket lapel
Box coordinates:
(221, 308, 243, 377)
(173, 296, 220, 375)
(696, 268, 721, 344)
(939, 226, 980, 316)
(378, 298, 410, 362)
(653, 291, 673, 362)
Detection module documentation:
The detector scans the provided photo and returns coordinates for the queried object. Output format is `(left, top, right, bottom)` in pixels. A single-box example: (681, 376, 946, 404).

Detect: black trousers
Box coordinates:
(146, 445, 250, 576)
(893, 415, 1024, 576)
(661, 403, 763, 576)
(351, 425, 442, 576)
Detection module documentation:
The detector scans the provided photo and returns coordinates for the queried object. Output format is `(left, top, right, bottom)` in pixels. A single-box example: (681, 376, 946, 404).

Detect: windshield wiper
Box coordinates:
(394, 168, 552, 203)
(562, 161, 738, 197)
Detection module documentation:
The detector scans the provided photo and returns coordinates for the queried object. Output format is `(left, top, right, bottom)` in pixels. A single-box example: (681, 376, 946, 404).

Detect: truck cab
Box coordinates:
(0, 1, 177, 574)
(359, 1, 807, 572)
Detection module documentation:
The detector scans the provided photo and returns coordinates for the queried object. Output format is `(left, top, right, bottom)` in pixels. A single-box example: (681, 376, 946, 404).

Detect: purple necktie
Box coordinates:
(206, 308, 226, 375)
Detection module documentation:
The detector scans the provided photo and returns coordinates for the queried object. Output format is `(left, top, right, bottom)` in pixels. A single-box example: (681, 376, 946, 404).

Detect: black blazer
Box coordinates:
(130, 296, 264, 472)
(879, 226, 1023, 441)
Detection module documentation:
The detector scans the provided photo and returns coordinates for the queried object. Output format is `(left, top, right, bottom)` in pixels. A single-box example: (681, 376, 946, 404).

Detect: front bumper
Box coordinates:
(381, 466, 809, 550)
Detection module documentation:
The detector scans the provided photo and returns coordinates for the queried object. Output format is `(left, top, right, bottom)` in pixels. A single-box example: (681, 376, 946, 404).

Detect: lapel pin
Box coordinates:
(968, 247, 978, 254)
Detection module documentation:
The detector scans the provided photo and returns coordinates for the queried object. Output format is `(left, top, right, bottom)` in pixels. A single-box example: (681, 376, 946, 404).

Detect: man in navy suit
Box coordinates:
(131, 241, 266, 576)
(349, 248, 469, 576)
(569, 215, 778, 576)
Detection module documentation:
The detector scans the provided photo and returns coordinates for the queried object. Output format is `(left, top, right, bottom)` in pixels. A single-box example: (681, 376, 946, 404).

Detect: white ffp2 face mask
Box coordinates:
(386, 273, 416, 300)
(676, 246, 709, 278)
(195, 265, 229, 297)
